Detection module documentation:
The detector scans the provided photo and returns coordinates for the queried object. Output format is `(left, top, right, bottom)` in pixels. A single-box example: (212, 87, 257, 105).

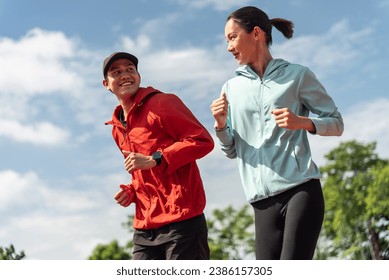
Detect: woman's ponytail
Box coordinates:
(270, 18, 294, 39)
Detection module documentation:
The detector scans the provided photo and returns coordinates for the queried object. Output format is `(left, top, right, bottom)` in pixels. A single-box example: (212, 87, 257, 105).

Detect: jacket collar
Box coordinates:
(105, 86, 162, 126)
(235, 58, 290, 80)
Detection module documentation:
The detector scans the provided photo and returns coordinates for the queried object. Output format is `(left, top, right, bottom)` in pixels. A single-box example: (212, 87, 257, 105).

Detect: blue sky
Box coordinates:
(0, 0, 388, 259)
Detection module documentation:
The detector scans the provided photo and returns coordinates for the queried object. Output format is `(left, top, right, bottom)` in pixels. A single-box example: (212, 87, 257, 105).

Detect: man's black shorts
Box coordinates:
(132, 213, 210, 260)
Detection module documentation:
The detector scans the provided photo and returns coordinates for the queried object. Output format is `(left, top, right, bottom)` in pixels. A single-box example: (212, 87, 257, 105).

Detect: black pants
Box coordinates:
(132, 214, 210, 260)
(251, 179, 324, 260)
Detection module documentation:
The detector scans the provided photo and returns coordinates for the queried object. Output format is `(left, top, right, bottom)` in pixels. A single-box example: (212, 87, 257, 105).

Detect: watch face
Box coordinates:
(152, 151, 162, 160)
(152, 151, 162, 166)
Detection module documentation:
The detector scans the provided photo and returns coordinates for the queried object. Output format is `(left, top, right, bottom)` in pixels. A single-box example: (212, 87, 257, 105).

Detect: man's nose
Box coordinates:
(120, 72, 131, 79)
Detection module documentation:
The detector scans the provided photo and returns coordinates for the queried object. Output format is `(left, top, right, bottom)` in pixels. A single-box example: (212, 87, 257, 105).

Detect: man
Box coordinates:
(103, 52, 214, 260)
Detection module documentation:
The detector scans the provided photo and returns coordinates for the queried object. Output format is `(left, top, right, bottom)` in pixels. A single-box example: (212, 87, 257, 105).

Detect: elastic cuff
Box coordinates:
(214, 125, 228, 132)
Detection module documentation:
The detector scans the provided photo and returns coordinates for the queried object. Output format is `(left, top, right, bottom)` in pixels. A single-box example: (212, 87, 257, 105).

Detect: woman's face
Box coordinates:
(224, 19, 260, 65)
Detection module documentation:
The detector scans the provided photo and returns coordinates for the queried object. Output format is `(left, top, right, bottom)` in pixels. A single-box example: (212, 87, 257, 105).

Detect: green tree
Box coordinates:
(319, 140, 389, 259)
(0, 244, 25, 260)
(364, 163, 389, 259)
(88, 240, 132, 260)
(207, 204, 255, 260)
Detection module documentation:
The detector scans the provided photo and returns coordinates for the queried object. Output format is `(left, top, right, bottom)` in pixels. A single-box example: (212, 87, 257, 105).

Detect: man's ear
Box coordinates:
(102, 79, 110, 91)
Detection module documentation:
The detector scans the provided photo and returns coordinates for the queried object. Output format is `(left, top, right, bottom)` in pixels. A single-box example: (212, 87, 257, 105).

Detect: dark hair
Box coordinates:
(227, 6, 294, 46)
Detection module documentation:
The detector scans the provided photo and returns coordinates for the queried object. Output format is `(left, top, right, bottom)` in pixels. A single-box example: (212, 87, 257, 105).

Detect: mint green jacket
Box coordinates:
(216, 59, 344, 203)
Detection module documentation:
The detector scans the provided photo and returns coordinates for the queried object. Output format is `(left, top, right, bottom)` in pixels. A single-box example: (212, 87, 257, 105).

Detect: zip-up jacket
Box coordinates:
(216, 59, 344, 203)
(106, 86, 214, 229)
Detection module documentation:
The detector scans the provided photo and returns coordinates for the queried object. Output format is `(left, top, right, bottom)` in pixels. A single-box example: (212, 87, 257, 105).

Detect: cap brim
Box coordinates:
(103, 52, 138, 76)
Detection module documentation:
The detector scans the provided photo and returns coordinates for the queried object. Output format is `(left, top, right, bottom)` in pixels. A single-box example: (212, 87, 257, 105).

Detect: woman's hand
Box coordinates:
(272, 108, 316, 133)
(210, 92, 228, 130)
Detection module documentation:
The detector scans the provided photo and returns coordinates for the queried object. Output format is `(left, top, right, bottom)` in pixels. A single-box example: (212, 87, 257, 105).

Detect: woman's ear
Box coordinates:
(253, 26, 263, 39)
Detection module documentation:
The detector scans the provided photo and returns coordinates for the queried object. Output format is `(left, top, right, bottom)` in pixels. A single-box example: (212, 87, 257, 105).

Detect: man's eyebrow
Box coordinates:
(109, 62, 134, 71)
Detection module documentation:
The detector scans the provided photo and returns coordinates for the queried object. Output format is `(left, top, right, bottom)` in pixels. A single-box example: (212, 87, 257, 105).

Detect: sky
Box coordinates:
(0, 0, 388, 260)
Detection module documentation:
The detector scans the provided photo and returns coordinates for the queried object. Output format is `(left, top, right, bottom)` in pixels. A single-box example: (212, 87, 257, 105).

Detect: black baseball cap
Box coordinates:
(103, 52, 138, 77)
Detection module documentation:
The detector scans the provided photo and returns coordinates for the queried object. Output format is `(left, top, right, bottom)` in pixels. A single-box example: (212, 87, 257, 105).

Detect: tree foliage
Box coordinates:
(88, 240, 132, 260)
(0, 244, 25, 260)
(88, 216, 134, 260)
(207, 204, 255, 260)
(319, 140, 389, 259)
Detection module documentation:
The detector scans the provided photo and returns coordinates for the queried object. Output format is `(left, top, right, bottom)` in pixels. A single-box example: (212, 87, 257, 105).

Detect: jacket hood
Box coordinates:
(133, 86, 163, 105)
(235, 58, 290, 80)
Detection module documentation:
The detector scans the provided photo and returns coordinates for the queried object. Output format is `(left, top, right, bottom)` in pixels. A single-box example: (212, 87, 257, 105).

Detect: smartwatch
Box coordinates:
(152, 151, 163, 166)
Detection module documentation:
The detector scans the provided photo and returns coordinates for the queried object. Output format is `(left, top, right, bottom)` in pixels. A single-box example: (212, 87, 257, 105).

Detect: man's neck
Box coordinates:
(119, 97, 135, 120)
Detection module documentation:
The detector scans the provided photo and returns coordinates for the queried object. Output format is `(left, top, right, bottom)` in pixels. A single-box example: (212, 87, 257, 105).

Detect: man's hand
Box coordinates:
(114, 185, 135, 207)
(122, 151, 156, 173)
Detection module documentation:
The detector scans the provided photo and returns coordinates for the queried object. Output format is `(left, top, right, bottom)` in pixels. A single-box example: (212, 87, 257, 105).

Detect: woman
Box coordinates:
(210, 6, 344, 259)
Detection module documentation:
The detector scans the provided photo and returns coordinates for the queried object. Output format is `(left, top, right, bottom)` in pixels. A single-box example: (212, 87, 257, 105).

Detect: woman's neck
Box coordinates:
(250, 47, 273, 78)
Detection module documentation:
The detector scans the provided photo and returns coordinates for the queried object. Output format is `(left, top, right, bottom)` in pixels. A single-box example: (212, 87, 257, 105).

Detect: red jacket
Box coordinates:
(106, 87, 214, 229)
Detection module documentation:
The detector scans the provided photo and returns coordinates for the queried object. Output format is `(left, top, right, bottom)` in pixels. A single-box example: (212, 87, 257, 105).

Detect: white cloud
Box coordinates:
(309, 98, 389, 166)
(340, 98, 389, 156)
(141, 48, 229, 88)
(2, 209, 130, 259)
(198, 144, 247, 210)
(0, 119, 70, 146)
(0, 28, 83, 95)
(119, 34, 151, 55)
(0, 170, 39, 210)
(0, 169, 101, 213)
(272, 19, 373, 78)
(0, 29, 78, 146)
(0, 28, 113, 144)
(0, 169, 133, 259)
(119, 33, 233, 104)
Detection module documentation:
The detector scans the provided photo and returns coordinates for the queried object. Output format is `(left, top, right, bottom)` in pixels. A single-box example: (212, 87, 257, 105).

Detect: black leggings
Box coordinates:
(251, 179, 324, 260)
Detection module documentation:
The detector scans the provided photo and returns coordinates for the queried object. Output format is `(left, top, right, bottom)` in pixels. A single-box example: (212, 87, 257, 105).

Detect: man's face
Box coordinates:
(103, 58, 141, 99)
